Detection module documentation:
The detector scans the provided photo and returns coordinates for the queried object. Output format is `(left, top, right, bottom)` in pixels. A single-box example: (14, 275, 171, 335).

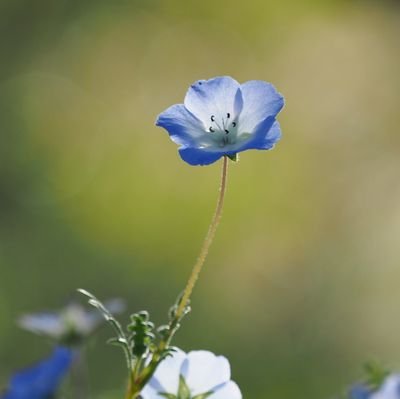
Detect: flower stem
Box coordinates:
(175, 155, 229, 320)
(70, 349, 89, 399)
(124, 157, 229, 399)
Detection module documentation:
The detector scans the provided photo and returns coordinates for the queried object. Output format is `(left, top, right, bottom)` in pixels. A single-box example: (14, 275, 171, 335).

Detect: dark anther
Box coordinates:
(209, 127, 215, 132)
(198, 82, 202, 85)
(232, 122, 236, 127)
(227, 113, 230, 118)
(211, 115, 215, 122)
(225, 129, 229, 134)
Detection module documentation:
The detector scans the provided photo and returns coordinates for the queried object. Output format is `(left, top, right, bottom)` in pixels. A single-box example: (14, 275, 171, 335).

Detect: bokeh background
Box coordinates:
(1, 0, 400, 398)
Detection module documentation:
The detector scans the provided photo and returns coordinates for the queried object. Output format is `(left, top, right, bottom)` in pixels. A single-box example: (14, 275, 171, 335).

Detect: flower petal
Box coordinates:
(371, 374, 400, 399)
(18, 313, 64, 338)
(184, 77, 243, 124)
(181, 351, 231, 396)
(350, 384, 372, 399)
(141, 349, 186, 398)
(208, 381, 242, 399)
(235, 119, 282, 153)
(178, 119, 281, 164)
(80, 300, 126, 332)
(156, 104, 207, 148)
(139, 384, 166, 399)
(2, 346, 73, 399)
(238, 80, 284, 134)
(178, 147, 225, 166)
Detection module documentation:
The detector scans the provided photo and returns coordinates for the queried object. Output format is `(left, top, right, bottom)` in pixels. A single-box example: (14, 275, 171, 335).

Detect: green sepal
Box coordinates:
(193, 392, 213, 399)
(227, 153, 239, 162)
(177, 376, 191, 399)
(158, 376, 212, 399)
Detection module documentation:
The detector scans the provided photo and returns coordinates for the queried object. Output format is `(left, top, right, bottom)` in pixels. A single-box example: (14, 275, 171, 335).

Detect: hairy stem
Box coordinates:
(175, 155, 229, 320)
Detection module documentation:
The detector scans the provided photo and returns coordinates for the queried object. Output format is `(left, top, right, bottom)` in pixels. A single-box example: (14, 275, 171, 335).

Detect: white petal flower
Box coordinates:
(141, 349, 242, 399)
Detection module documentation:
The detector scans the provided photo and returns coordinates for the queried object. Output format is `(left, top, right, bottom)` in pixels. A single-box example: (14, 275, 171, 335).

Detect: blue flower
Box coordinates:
(349, 375, 400, 399)
(156, 76, 284, 166)
(350, 384, 373, 399)
(0, 347, 73, 399)
(18, 299, 125, 345)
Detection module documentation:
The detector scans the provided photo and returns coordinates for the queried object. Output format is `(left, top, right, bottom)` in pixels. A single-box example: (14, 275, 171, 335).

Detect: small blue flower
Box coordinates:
(0, 346, 73, 399)
(350, 384, 373, 399)
(349, 375, 400, 399)
(156, 76, 284, 165)
(18, 299, 125, 345)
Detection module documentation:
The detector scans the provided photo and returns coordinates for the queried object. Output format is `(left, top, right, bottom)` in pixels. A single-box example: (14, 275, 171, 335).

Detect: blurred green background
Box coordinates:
(1, 0, 400, 398)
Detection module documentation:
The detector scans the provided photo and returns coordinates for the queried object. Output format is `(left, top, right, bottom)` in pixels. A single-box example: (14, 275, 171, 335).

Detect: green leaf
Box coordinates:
(192, 392, 213, 399)
(159, 394, 176, 399)
(78, 288, 133, 370)
(128, 311, 156, 357)
(107, 337, 128, 347)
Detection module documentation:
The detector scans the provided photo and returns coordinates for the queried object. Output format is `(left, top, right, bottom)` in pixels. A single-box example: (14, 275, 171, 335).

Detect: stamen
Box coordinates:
(232, 122, 236, 127)
(227, 113, 230, 118)
(211, 115, 215, 122)
(224, 129, 229, 134)
(213, 120, 224, 131)
(209, 127, 215, 132)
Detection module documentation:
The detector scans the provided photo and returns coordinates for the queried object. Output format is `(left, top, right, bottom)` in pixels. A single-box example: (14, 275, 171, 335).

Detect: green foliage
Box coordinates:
(78, 288, 191, 398)
(363, 360, 390, 390)
(78, 289, 133, 369)
(79, 289, 159, 370)
(159, 376, 213, 399)
(158, 293, 191, 345)
(127, 311, 155, 357)
(192, 393, 213, 399)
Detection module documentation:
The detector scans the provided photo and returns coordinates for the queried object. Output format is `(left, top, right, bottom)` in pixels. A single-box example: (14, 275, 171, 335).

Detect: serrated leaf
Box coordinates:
(107, 337, 128, 347)
(78, 288, 133, 370)
(128, 311, 156, 357)
(77, 288, 95, 299)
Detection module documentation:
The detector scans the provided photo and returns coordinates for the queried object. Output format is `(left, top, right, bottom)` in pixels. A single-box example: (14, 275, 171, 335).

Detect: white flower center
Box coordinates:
(207, 113, 238, 147)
